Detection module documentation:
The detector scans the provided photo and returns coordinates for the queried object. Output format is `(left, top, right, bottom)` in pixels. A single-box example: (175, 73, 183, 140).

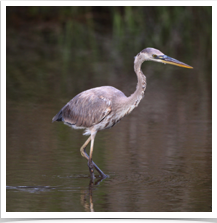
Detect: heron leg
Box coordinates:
(88, 133, 96, 181)
(80, 136, 91, 160)
(80, 135, 107, 179)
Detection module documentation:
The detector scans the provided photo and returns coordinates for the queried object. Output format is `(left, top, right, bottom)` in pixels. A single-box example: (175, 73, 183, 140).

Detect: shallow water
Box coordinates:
(6, 65, 211, 212)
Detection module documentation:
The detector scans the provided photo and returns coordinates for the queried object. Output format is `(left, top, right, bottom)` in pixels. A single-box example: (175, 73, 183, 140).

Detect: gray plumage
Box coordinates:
(52, 47, 193, 181)
(52, 86, 130, 135)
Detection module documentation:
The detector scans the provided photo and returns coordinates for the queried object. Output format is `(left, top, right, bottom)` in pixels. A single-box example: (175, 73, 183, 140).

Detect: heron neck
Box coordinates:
(128, 60, 146, 106)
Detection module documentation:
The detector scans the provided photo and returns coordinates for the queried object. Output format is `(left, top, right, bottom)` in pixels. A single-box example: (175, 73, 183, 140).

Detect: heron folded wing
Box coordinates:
(61, 91, 112, 128)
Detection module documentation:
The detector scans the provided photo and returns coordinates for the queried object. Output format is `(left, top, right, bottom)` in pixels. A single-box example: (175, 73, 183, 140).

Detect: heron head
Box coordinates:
(136, 47, 193, 69)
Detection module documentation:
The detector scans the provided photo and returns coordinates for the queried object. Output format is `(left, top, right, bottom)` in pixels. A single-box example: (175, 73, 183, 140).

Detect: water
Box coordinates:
(6, 6, 211, 212)
(6, 70, 211, 212)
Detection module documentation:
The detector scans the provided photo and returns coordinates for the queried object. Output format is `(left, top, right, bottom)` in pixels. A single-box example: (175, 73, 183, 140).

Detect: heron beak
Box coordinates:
(157, 55, 193, 69)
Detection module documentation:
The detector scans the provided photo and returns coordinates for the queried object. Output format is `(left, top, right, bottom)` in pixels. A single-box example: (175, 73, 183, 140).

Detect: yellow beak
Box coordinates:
(158, 55, 193, 69)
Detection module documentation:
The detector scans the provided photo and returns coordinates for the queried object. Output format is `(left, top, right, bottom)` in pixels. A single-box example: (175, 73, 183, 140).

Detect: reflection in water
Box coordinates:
(80, 178, 106, 212)
(7, 176, 107, 212)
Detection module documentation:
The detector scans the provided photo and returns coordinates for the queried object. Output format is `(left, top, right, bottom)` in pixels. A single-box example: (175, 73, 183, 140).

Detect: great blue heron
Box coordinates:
(52, 47, 193, 181)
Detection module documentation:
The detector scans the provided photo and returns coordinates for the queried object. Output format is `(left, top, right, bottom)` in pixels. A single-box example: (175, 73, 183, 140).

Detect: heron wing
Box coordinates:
(53, 88, 112, 128)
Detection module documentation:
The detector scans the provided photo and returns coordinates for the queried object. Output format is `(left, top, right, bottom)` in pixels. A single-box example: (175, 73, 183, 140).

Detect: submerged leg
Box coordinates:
(80, 135, 107, 179)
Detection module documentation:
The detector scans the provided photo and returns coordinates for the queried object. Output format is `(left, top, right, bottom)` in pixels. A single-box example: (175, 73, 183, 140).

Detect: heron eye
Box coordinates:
(152, 54, 157, 58)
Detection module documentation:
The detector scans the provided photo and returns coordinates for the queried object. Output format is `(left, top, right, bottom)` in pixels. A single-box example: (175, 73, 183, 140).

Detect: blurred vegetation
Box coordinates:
(6, 6, 211, 102)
